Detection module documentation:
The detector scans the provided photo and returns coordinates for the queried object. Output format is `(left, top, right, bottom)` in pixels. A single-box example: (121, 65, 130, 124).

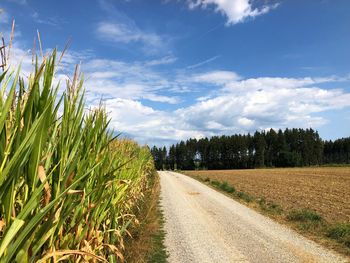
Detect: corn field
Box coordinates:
(0, 50, 155, 262)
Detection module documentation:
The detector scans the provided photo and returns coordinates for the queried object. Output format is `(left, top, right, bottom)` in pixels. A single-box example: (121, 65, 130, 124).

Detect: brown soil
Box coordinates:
(184, 167, 350, 224)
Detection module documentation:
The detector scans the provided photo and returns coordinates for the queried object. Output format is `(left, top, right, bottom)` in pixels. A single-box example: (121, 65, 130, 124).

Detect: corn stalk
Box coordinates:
(0, 50, 155, 262)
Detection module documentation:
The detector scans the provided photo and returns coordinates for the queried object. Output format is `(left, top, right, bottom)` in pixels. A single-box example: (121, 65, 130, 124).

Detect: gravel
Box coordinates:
(159, 171, 349, 263)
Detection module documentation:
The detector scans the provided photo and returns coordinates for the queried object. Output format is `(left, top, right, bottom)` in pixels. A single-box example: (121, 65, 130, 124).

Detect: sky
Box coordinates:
(0, 0, 350, 146)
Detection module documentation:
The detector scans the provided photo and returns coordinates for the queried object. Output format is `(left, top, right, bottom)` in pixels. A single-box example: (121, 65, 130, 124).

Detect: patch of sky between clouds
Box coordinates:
(4, 0, 26, 5)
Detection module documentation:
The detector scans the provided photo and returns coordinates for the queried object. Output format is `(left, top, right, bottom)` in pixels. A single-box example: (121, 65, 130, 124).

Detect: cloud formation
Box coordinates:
(81, 57, 180, 104)
(177, 73, 350, 133)
(31, 12, 66, 27)
(98, 70, 350, 145)
(186, 0, 279, 25)
(97, 21, 162, 47)
(95, 0, 171, 54)
(6, 42, 350, 146)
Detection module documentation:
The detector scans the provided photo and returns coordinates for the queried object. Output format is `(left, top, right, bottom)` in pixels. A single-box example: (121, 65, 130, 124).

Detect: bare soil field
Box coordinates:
(184, 167, 350, 224)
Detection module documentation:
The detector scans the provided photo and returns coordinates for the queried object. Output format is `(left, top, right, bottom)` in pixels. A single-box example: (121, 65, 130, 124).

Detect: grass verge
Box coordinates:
(327, 224, 350, 249)
(209, 179, 254, 203)
(185, 173, 350, 258)
(124, 172, 168, 263)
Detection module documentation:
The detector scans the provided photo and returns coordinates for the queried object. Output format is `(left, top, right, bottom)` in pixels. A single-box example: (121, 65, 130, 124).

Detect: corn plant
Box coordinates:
(0, 50, 155, 262)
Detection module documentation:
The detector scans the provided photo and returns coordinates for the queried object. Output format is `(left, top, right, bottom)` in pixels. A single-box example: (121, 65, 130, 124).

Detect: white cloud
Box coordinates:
(187, 55, 220, 69)
(186, 0, 279, 25)
(31, 12, 66, 27)
(96, 0, 172, 55)
(102, 98, 204, 145)
(96, 21, 168, 54)
(145, 55, 177, 66)
(6, 41, 350, 146)
(94, 72, 350, 145)
(174, 73, 350, 138)
(7, 45, 33, 77)
(0, 8, 10, 24)
(196, 95, 212, 101)
(4, 41, 180, 106)
(97, 22, 160, 45)
(85, 80, 179, 104)
(238, 117, 254, 127)
(95, 1, 171, 55)
(192, 70, 240, 84)
(81, 58, 180, 104)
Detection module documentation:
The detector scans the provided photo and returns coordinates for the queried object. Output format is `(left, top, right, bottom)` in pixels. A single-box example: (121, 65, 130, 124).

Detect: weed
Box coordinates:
(286, 209, 324, 230)
(211, 180, 221, 188)
(327, 224, 350, 248)
(268, 202, 283, 213)
(258, 197, 266, 206)
(148, 206, 168, 263)
(258, 198, 283, 214)
(236, 191, 253, 202)
(208, 179, 252, 202)
(287, 209, 323, 222)
(209, 180, 236, 194)
(219, 181, 236, 193)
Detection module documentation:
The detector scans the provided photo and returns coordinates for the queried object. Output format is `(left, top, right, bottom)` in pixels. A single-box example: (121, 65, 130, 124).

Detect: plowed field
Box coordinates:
(184, 167, 350, 223)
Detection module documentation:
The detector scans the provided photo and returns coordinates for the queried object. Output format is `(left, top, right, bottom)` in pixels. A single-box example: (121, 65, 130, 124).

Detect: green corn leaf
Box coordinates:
(0, 218, 25, 257)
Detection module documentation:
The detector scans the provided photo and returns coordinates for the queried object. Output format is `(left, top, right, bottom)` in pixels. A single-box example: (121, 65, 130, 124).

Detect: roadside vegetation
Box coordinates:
(0, 48, 160, 262)
(124, 172, 167, 263)
(184, 168, 350, 257)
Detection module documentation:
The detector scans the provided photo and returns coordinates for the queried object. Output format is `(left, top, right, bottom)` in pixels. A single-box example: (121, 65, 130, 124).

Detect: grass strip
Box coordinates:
(124, 172, 168, 263)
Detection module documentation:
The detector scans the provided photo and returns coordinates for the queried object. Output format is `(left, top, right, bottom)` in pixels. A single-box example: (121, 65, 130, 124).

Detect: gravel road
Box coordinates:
(159, 171, 348, 263)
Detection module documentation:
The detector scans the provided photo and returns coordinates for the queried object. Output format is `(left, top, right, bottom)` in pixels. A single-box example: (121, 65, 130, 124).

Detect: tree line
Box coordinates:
(150, 128, 350, 170)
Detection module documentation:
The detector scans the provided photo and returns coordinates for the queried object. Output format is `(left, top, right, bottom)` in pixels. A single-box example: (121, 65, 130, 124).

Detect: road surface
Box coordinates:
(159, 171, 348, 263)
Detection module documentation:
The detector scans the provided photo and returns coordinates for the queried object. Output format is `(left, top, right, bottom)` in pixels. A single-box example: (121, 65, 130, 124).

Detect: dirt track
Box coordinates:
(159, 171, 348, 263)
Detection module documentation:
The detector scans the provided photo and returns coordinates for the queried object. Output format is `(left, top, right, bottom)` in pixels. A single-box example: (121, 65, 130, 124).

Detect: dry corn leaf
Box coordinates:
(0, 220, 5, 232)
(67, 190, 84, 195)
(38, 165, 51, 205)
(103, 244, 124, 262)
(37, 250, 108, 263)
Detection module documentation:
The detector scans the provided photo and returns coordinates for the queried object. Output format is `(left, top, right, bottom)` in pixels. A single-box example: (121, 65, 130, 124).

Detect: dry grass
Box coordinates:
(124, 173, 167, 263)
(184, 167, 350, 223)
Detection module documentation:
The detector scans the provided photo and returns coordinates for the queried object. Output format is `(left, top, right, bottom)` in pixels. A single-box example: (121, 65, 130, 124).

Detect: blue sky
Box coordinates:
(1, 0, 350, 145)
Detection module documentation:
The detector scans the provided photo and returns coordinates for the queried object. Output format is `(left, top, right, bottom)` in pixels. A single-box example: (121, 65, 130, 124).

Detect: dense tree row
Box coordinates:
(324, 137, 350, 164)
(150, 128, 350, 170)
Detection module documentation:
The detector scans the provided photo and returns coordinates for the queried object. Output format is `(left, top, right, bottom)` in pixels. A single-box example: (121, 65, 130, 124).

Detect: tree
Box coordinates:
(168, 145, 176, 170)
(253, 131, 266, 168)
(155, 129, 349, 170)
